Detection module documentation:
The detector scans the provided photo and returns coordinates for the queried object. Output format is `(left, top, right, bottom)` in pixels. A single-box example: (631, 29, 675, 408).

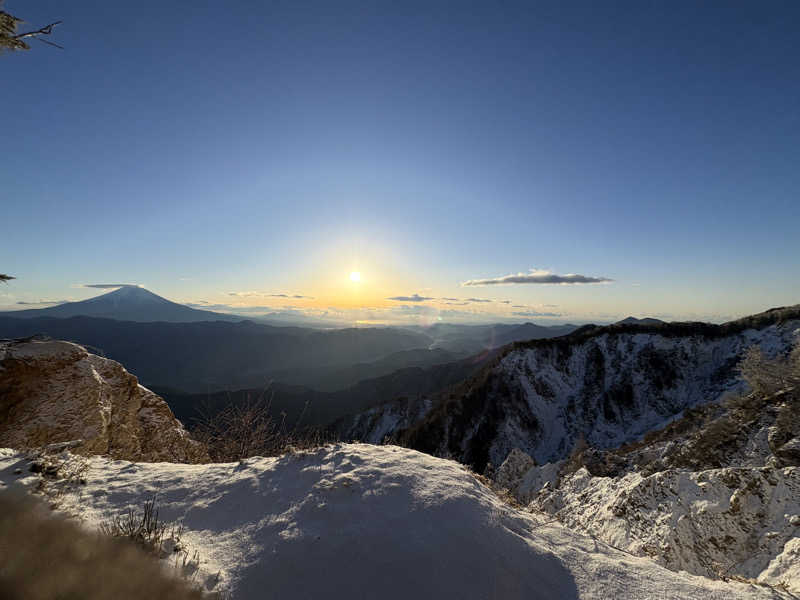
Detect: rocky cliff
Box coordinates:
(0, 338, 207, 462)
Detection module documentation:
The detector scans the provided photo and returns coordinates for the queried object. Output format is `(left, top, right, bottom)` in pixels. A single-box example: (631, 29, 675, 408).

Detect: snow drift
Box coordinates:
(0, 444, 790, 599)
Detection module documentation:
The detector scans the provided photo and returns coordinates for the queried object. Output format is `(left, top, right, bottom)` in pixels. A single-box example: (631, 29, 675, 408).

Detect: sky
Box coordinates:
(2, 1, 799, 325)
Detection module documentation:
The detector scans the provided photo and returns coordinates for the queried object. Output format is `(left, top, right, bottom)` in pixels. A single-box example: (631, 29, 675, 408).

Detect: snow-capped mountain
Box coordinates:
(339, 305, 800, 470)
(2, 285, 243, 323)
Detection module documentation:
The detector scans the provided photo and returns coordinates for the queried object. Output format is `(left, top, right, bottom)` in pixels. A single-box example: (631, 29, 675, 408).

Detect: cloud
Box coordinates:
(386, 294, 433, 302)
(16, 300, 69, 306)
(466, 298, 493, 303)
(273, 294, 315, 299)
(83, 283, 141, 289)
(229, 291, 314, 299)
(512, 310, 561, 318)
(440, 297, 460, 301)
(462, 269, 612, 286)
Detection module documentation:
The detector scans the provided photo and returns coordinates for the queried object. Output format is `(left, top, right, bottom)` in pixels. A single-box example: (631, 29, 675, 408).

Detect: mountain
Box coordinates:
(0, 307, 577, 395)
(407, 322, 579, 354)
(616, 316, 666, 325)
(157, 348, 495, 430)
(338, 305, 800, 471)
(261, 346, 463, 392)
(2, 285, 243, 323)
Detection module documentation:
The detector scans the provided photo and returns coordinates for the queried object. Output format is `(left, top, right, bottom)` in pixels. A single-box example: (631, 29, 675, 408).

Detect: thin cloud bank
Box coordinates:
(462, 269, 612, 286)
(16, 300, 69, 306)
(512, 310, 561, 318)
(268, 293, 315, 299)
(228, 291, 314, 299)
(386, 294, 433, 302)
(83, 283, 141, 289)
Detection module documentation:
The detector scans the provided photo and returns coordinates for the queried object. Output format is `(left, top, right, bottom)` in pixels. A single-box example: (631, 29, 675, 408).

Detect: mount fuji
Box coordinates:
(1, 285, 243, 323)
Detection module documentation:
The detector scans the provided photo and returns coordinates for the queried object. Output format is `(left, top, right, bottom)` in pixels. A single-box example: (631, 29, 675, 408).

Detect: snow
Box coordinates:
(0, 444, 791, 599)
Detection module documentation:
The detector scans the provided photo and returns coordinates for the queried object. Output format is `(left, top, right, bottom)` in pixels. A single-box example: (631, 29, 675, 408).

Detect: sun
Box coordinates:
(350, 271, 361, 282)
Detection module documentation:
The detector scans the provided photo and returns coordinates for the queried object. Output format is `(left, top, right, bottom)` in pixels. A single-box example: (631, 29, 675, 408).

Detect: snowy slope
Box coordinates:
(0, 444, 791, 599)
(534, 466, 800, 592)
(341, 311, 800, 469)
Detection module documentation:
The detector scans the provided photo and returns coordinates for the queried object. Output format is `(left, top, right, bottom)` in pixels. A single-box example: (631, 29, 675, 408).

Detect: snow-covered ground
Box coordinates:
(0, 444, 791, 599)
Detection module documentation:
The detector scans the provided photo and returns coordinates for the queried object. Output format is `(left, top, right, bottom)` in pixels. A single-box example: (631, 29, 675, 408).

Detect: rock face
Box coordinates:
(533, 465, 800, 592)
(340, 306, 800, 470)
(0, 339, 207, 463)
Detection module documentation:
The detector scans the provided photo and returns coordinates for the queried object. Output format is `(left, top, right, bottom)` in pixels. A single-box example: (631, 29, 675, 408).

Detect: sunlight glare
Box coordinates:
(350, 271, 361, 282)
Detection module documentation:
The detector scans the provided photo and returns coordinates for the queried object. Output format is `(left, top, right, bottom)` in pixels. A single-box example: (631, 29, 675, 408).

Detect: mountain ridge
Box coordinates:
(338, 304, 800, 470)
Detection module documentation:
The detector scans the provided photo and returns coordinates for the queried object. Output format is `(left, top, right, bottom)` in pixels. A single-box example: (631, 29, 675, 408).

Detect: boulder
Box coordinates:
(0, 339, 207, 463)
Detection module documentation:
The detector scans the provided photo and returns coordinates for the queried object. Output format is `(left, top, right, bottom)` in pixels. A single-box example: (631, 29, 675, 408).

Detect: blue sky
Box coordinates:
(2, 1, 799, 324)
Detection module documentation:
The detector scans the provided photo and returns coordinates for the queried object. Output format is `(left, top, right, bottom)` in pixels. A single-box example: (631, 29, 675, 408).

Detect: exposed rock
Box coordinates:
(530, 465, 800, 594)
(0, 339, 207, 463)
(495, 448, 535, 491)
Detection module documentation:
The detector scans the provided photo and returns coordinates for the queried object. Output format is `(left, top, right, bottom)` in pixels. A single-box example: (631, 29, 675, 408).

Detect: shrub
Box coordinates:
(738, 340, 800, 397)
(191, 392, 333, 462)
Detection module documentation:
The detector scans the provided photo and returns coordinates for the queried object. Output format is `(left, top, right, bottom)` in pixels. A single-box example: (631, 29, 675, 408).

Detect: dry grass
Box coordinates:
(99, 496, 173, 556)
(0, 491, 205, 600)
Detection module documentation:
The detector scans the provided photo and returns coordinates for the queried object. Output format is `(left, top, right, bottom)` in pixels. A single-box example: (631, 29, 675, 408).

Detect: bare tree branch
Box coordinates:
(36, 36, 63, 50)
(12, 20, 62, 41)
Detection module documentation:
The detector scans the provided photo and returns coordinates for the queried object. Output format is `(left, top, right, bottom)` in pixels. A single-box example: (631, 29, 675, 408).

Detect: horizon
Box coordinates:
(3, 1, 799, 325)
(1, 283, 793, 328)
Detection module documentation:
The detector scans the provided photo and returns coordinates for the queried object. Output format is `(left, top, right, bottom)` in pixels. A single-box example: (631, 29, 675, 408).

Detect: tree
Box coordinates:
(0, 2, 62, 53)
(0, 274, 14, 283)
(739, 342, 800, 397)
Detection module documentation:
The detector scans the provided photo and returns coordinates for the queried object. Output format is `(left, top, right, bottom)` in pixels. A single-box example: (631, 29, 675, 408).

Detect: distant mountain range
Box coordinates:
(0, 286, 579, 395)
(616, 316, 666, 325)
(0, 285, 586, 429)
(3, 285, 243, 323)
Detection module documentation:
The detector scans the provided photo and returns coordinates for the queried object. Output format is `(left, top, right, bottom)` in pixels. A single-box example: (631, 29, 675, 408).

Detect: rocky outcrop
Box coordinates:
(0, 339, 207, 463)
(529, 465, 800, 593)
